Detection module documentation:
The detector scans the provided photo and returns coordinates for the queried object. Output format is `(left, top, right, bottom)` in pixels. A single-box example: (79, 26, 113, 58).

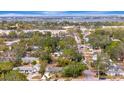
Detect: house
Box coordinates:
(80, 26, 87, 31)
(107, 69, 124, 76)
(83, 37, 89, 42)
(106, 65, 124, 76)
(45, 66, 63, 73)
(4, 39, 20, 46)
(83, 31, 91, 37)
(92, 54, 97, 61)
(102, 26, 124, 29)
(21, 57, 39, 63)
(93, 48, 102, 54)
(83, 51, 93, 62)
(0, 51, 16, 62)
(62, 26, 74, 30)
(4, 39, 20, 50)
(111, 38, 120, 42)
(13, 64, 40, 74)
(32, 46, 39, 50)
(52, 52, 63, 57)
(0, 30, 11, 35)
(41, 66, 63, 81)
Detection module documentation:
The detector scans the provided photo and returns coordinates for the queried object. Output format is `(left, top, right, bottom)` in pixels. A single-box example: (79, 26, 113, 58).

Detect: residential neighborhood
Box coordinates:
(1, 12, 124, 81)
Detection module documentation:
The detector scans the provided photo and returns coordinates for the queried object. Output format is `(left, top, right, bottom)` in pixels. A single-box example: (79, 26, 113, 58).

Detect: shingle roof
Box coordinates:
(22, 57, 39, 63)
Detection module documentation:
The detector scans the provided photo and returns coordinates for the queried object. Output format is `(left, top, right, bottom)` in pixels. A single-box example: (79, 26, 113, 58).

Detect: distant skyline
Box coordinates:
(0, 11, 124, 16)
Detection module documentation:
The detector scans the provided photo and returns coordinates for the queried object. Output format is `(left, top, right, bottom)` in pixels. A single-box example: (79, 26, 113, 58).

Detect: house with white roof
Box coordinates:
(4, 39, 20, 50)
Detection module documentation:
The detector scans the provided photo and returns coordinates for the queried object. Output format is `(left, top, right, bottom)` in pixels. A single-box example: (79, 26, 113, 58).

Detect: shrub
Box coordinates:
(62, 62, 87, 78)
(0, 70, 27, 81)
(57, 58, 71, 67)
(32, 61, 37, 65)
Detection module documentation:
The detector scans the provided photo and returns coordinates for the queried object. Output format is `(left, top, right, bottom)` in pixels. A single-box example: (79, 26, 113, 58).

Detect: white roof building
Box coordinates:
(4, 39, 20, 46)
(102, 26, 124, 28)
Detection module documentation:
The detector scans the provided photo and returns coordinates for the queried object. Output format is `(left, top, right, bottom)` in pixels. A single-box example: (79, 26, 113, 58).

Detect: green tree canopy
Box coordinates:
(62, 62, 87, 77)
(2, 70, 27, 81)
(0, 62, 14, 73)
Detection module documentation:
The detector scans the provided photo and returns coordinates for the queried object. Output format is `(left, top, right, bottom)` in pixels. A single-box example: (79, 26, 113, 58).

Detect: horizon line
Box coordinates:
(0, 11, 124, 16)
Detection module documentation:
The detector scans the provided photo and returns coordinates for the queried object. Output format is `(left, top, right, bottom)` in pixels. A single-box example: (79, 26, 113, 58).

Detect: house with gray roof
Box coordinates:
(106, 64, 124, 76)
(13, 64, 40, 74)
(21, 57, 39, 63)
(45, 66, 63, 73)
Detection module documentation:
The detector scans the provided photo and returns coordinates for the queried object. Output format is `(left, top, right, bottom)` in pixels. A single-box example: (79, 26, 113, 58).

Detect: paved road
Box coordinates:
(70, 32, 95, 81)
(73, 31, 92, 70)
(83, 70, 98, 81)
(73, 33, 83, 53)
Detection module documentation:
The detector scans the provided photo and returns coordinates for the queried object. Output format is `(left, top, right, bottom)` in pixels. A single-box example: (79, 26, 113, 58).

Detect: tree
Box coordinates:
(0, 38, 6, 44)
(32, 61, 37, 65)
(0, 62, 14, 80)
(30, 32, 43, 46)
(18, 31, 26, 38)
(58, 36, 76, 50)
(113, 28, 124, 41)
(0, 62, 14, 72)
(105, 41, 124, 61)
(39, 52, 52, 64)
(62, 62, 87, 77)
(57, 58, 71, 67)
(89, 33, 111, 49)
(43, 36, 59, 52)
(14, 56, 22, 67)
(8, 31, 17, 38)
(93, 52, 110, 78)
(1, 70, 27, 81)
(63, 48, 82, 62)
(39, 61, 47, 75)
(12, 40, 26, 57)
(0, 45, 9, 51)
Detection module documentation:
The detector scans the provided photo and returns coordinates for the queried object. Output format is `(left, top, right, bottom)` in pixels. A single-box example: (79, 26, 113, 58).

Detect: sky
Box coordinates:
(0, 11, 124, 16)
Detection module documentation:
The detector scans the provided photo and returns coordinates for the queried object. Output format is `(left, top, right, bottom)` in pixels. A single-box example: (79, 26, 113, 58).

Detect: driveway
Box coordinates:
(83, 70, 98, 81)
